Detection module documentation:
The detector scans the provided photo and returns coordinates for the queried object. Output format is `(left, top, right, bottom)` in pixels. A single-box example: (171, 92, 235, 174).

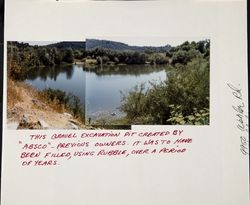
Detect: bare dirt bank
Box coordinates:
(7, 80, 89, 130)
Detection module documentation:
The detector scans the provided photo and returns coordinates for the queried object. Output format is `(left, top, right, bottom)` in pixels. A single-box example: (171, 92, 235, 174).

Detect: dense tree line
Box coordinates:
(7, 40, 210, 80)
(7, 41, 85, 80)
(85, 40, 209, 66)
(86, 48, 147, 65)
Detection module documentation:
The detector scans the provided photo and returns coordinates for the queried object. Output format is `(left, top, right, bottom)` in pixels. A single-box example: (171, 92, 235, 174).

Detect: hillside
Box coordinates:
(46, 41, 86, 50)
(86, 39, 171, 53)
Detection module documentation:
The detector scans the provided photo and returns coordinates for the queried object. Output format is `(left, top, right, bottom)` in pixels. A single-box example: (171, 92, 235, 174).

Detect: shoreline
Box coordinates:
(7, 79, 89, 130)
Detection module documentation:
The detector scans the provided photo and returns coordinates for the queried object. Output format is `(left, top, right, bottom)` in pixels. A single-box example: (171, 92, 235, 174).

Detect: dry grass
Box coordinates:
(36, 91, 66, 113)
(7, 79, 23, 108)
(37, 93, 85, 124)
(7, 78, 85, 126)
(7, 78, 63, 112)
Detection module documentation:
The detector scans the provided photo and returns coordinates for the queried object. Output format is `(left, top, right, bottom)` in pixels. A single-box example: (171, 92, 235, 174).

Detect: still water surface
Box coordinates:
(25, 64, 167, 121)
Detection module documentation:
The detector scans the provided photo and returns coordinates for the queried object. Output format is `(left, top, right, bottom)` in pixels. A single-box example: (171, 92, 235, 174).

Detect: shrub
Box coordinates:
(167, 105, 209, 125)
(42, 88, 85, 123)
(120, 55, 209, 125)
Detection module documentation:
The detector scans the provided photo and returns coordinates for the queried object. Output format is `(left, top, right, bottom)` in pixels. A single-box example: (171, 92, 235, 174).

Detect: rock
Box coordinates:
(67, 122, 78, 130)
(21, 114, 29, 123)
(17, 115, 42, 129)
(69, 119, 80, 126)
(38, 119, 50, 129)
(63, 112, 73, 118)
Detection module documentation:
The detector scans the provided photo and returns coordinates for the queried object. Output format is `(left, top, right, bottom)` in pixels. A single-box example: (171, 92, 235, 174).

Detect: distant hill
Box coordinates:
(46, 41, 86, 50)
(86, 39, 171, 53)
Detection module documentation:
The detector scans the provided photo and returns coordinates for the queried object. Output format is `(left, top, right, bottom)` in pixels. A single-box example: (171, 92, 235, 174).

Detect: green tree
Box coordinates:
(63, 48, 74, 63)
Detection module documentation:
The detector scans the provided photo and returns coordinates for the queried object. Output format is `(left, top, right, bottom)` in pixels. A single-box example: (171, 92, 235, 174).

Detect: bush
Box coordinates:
(167, 105, 209, 125)
(120, 83, 147, 120)
(42, 88, 85, 123)
(120, 55, 209, 125)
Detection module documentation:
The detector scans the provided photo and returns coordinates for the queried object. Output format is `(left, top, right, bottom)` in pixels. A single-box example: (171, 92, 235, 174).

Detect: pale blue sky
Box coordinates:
(22, 41, 59, 46)
(22, 37, 206, 47)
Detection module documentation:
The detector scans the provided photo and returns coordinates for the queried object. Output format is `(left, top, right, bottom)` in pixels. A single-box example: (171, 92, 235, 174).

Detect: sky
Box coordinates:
(23, 37, 206, 47)
(22, 41, 59, 46)
(86, 37, 207, 47)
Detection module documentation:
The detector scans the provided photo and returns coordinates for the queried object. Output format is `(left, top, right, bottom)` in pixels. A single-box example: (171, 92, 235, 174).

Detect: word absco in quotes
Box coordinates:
(19, 130, 192, 167)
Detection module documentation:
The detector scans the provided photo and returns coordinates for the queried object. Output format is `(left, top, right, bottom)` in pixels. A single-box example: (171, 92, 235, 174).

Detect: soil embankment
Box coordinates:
(7, 80, 88, 130)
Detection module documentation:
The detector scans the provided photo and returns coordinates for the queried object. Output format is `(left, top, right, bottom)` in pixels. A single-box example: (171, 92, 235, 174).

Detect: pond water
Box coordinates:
(25, 65, 86, 104)
(25, 64, 167, 122)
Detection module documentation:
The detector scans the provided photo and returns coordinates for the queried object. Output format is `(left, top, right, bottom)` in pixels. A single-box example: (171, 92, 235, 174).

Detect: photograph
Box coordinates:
(7, 38, 210, 129)
(85, 38, 210, 127)
(7, 41, 87, 129)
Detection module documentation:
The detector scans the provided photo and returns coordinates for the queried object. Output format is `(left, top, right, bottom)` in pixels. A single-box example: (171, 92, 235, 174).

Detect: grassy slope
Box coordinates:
(7, 79, 87, 129)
